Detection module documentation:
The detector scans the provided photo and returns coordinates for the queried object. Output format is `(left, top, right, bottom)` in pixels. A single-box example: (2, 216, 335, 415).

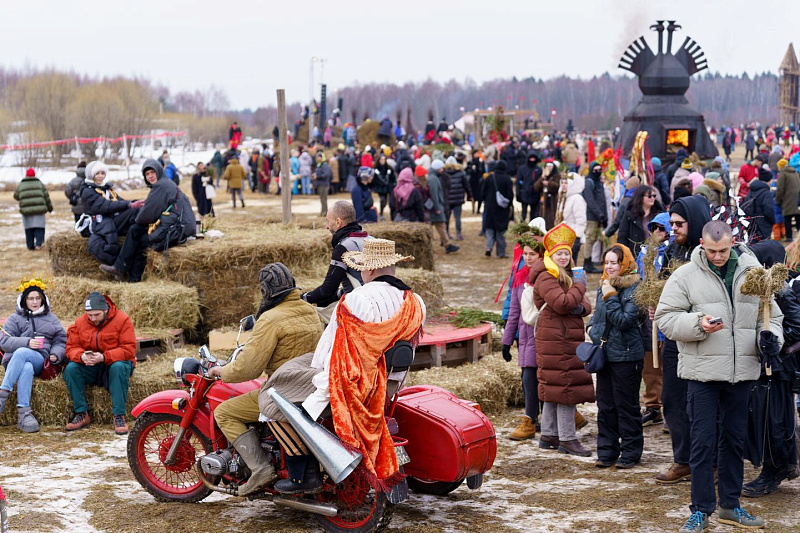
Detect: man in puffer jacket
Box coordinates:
(64, 162, 87, 222)
(656, 220, 783, 532)
(442, 156, 472, 241)
(100, 159, 195, 282)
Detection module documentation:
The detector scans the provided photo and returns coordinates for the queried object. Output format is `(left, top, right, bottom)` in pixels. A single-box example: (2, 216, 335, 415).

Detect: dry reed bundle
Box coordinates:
(740, 264, 788, 376)
(0, 349, 183, 427)
(48, 276, 200, 331)
(405, 354, 523, 416)
(368, 222, 434, 271)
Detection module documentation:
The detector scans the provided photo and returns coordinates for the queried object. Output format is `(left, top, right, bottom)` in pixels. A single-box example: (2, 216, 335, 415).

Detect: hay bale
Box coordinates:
(47, 276, 200, 331)
(357, 121, 395, 150)
(147, 224, 331, 329)
(45, 231, 105, 279)
(368, 222, 434, 271)
(0, 349, 182, 427)
(397, 268, 444, 310)
(405, 354, 522, 416)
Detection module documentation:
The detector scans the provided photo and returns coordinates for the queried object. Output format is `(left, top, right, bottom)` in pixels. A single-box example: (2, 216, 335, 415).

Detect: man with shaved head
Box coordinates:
(656, 220, 783, 531)
(301, 200, 369, 322)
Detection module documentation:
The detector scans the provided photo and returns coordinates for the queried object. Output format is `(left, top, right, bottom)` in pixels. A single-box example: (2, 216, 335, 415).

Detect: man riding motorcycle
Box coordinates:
(259, 239, 426, 494)
(208, 263, 323, 495)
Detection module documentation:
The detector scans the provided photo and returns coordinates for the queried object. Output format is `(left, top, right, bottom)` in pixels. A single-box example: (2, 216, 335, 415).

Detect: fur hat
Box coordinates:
(88, 161, 109, 180)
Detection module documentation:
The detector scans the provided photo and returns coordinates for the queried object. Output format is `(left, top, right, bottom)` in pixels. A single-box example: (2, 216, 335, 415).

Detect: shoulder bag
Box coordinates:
(493, 175, 510, 208)
(576, 320, 612, 373)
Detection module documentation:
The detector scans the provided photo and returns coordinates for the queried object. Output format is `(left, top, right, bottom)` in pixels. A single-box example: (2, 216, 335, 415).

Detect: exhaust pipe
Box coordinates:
(273, 496, 338, 517)
(195, 461, 240, 496)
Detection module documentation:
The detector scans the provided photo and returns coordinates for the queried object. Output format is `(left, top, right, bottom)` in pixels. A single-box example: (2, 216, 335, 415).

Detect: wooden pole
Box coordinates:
(652, 321, 659, 369)
(277, 89, 292, 225)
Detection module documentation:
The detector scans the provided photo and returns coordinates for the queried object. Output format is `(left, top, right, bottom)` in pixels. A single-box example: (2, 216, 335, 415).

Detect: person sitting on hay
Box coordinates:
(301, 201, 369, 324)
(0, 278, 67, 433)
(63, 292, 136, 435)
(100, 159, 196, 283)
(259, 239, 426, 494)
(207, 263, 323, 496)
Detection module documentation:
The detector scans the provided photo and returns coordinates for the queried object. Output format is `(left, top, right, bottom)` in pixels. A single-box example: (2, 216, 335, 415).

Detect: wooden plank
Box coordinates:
(431, 344, 445, 367)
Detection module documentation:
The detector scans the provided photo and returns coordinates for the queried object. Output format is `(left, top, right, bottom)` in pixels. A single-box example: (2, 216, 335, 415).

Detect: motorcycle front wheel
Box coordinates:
(127, 412, 215, 503)
(315, 470, 394, 533)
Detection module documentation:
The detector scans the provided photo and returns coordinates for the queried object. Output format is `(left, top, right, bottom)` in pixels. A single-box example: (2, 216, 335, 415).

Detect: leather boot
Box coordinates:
(558, 439, 592, 457)
(655, 462, 691, 484)
(575, 410, 588, 430)
(509, 416, 537, 441)
(539, 435, 560, 450)
(233, 428, 276, 496)
(275, 454, 322, 494)
(0, 389, 9, 415)
(583, 258, 601, 274)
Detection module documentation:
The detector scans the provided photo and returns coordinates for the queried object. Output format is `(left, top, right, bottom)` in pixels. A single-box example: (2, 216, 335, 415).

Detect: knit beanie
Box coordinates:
(25, 168, 35, 177)
(431, 160, 444, 171)
(669, 199, 688, 221)
(681, 159, 693, 169)
(84, 292, 109, 311)
(777, 158, 789, 170)
(414, 165, 428, 178)
(89, 161, 109, 180)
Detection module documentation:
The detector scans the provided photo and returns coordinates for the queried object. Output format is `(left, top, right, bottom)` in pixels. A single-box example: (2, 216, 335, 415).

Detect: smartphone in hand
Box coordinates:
(708, 317, 723, 325)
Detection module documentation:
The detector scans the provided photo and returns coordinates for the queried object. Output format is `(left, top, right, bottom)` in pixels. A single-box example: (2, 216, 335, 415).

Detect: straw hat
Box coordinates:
(342, 239, 414, 271)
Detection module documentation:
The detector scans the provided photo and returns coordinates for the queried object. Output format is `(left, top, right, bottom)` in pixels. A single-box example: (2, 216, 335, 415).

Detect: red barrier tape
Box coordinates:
(0, 131, 186, 151)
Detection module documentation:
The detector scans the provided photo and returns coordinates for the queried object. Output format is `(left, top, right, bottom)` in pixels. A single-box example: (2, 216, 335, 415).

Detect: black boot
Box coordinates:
(275, 455, 322, 494)
(742, 463, 781, 498)
(584, 258, 601, 274)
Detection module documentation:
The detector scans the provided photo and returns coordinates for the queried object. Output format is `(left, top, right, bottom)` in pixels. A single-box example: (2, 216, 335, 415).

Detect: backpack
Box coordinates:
(149, 189, 187, 253)
(520, 283, 546, 329)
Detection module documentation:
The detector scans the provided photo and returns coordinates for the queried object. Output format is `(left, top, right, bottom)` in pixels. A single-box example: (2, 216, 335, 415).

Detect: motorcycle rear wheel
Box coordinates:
(127, 412, 215, 503)
(315, 471, 394, 533)
(406, 477, 464, 496)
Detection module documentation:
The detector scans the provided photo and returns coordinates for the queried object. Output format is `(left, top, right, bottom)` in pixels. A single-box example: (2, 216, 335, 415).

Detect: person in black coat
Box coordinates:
(372, 155, 395, 221)
(618, 185, 665, 258)
(467, 152, 486, 214)
(100, 159, 196, 282)
(443, 159, 472, 240)
(665, 148, 688, 187)
(191, 162, 215, 217)
(742, 176, 776, 242)
(501, 141, 520, 177)
(743, 240, 800, 496)
(377, 117, 392, 144)
(534, 161, 561, 230)
(582, 162, 608, 273)
(516, 151, 540, 221)
(483, 160, 513, 258)
(652, 157, 671, 207)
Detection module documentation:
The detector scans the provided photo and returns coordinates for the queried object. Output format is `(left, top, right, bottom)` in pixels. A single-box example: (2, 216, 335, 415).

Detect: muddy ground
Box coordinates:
(1, 144, 799, 532)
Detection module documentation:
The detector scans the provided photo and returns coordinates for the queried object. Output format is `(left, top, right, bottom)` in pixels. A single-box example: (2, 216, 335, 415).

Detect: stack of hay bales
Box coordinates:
(47, 276, 200, 332)
(368, 222, 434, 271)
(45, 232, 105, 279)
(147, 225, 331, 329)
(0, 348, 192, 427)
(357, 121, 395, 150)
(406, 354, 522, 416)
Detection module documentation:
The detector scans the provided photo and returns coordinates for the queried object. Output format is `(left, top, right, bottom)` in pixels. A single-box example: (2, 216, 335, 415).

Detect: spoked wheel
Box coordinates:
(315, 470, 394, 533)
(406, 477, 464, 496)
(127, 412, 215, 502)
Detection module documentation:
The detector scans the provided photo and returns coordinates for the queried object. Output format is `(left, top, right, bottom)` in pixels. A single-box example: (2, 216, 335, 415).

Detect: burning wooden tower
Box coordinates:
(779, 43, 799, 126)
(618, 20, 718, 161)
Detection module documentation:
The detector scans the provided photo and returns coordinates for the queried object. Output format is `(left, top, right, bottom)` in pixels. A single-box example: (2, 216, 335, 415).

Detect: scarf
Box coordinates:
(328, 291, 424, 491)
(543, 251, 563, 279)
(393, 168, 416, 205)
(512, 264, 532, 289)
(601, 243, 637, 280)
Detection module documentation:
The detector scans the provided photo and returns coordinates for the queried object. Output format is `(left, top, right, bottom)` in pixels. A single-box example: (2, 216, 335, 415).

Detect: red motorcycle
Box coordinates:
(127, 316, 496, 533)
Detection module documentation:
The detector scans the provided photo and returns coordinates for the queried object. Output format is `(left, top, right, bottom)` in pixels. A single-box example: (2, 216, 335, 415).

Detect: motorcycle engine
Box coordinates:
(200, 450, 239, 477)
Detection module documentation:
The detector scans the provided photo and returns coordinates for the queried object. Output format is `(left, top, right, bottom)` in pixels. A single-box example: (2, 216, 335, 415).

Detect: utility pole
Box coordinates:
(277, 89, 292, 224)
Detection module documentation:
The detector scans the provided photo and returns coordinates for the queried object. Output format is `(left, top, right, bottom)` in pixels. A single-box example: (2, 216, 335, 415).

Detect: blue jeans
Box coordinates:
(301, 175, 312, 195)
(1, 347, 44, 407)
(448, 204, 463, 234)
(485, 229, 507, 257)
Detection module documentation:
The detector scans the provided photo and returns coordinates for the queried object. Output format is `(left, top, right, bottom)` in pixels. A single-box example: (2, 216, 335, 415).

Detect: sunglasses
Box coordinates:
(651, 225, 665, 232)
(670, 220, 685, 228)
(645, 193, 657, 198)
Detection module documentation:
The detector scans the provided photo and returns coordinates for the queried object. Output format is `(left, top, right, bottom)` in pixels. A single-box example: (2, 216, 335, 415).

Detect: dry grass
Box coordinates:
(47, 276, 200, 330)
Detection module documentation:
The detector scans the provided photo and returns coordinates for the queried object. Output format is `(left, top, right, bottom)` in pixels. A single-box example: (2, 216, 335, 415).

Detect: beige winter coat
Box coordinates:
(655, 246, 783, 383)
(219, 290, 323, 383)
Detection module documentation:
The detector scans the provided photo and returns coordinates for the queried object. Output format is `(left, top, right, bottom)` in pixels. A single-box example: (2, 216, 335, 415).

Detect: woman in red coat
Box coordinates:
(530, 223, 595, 456)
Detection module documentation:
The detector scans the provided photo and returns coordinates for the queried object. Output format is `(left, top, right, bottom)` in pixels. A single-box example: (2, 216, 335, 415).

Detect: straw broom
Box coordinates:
(740, 264, 788, 376)
(633, 235, 667, 369)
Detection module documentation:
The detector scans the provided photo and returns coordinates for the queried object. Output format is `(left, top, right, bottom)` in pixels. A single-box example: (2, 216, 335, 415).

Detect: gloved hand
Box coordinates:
(573, 271, 588, 287)
(502, 344, 512, 362)
(601, 279, 618, 300)
(570, 304, 585, 316)
(759, 331, 780, 357)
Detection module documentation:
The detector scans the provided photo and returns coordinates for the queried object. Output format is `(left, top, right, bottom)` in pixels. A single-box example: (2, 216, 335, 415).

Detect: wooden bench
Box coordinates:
(412, 321, 493, 369)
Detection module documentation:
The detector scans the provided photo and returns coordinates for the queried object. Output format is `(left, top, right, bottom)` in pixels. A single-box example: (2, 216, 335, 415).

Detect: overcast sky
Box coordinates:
(0, 0, 795, 110)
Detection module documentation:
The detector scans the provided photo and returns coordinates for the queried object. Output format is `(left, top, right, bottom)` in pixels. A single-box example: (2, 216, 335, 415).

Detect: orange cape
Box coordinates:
(329, 291, 424, 491)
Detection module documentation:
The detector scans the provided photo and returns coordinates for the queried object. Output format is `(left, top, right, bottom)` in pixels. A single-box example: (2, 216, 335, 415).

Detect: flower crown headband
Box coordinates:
(18, 277, 47, 293)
